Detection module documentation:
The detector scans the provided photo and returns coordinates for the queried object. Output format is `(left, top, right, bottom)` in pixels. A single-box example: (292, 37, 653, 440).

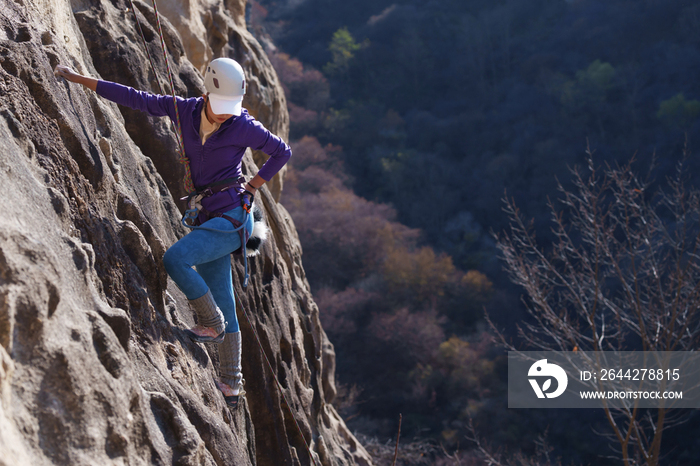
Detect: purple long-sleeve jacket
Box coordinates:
(96, 80, 291, 216)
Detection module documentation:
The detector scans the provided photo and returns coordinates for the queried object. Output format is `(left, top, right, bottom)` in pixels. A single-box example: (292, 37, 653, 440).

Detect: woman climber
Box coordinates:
(54, 58, 292, 409)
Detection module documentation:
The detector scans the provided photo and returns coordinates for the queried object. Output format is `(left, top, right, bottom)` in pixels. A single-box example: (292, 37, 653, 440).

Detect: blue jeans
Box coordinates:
(163, 207, 253, 333)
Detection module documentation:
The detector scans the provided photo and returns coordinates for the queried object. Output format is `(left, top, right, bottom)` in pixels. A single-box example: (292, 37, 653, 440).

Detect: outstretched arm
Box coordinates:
(55, 64, 177, 119)
(54, 65, 98, 91)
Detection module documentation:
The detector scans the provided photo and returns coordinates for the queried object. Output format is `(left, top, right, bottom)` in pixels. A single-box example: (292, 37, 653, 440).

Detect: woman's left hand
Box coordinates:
(244, 182, 257, 195)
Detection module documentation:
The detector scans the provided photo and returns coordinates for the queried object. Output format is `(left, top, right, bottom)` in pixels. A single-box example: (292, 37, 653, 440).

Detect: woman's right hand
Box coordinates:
(54, 65, 98, 91)
(54, 64, 82, 83)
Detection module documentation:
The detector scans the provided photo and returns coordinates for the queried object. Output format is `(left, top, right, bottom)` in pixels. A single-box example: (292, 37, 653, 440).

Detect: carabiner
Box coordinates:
(182, 208, 199, 227)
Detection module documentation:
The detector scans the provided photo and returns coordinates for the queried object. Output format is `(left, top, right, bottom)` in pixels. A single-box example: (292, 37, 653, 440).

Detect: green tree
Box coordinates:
(559, 60, 618, 138)
(324, 27, 363, 75)
(576, 60, 617, 97)
(560, 60, 617, 108)
(657, 93, 700, 130)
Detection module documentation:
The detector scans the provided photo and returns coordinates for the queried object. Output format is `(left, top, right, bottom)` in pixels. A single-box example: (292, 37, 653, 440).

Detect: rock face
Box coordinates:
(0, 0, 371, 465)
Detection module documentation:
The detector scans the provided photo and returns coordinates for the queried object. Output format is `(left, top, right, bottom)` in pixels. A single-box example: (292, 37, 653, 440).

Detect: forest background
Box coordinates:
(248, 0, 700, 464)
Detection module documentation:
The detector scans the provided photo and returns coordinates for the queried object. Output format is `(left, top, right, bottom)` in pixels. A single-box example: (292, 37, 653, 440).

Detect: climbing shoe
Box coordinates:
(218, 331, 245, 408)
(186, 290, 226, 343)
(184, 328, 226, 344)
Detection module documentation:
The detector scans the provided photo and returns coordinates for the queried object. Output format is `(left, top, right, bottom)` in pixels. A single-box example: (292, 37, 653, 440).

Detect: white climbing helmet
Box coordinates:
(204, 58, 246, 116)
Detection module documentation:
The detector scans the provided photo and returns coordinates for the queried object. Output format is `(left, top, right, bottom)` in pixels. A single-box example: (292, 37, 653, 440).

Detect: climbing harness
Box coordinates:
(126, 5, 317, 465)
(179, 176, 252, 287)
(180, 177, 247, 226)
(236, 293, 321, 466)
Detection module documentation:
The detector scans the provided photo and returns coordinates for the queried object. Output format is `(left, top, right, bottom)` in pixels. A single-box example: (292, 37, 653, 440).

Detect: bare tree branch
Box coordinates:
(492, 156, 700, 466)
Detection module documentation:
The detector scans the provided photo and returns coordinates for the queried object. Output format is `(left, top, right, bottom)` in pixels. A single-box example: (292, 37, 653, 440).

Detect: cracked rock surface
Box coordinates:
(0, 0, 371, 464)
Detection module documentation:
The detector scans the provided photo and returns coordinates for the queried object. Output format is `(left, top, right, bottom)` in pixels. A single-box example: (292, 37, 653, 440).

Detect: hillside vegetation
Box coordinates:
(253, 0, 700, 464)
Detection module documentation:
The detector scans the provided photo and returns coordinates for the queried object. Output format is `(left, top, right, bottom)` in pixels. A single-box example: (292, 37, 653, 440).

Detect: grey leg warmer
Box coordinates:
(219, 331, 244, 394)
(189, 290, 226, 334)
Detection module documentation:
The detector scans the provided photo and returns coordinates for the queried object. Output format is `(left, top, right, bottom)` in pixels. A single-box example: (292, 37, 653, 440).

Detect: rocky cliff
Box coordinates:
(0, 0, 370, 464)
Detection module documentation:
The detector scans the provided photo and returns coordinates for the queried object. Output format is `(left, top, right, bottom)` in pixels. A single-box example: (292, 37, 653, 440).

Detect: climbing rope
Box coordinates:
(236, 293, 320, 466)
(127, 0, 163, 95)
(127, 0, 195, 193)
(127, 4, 319, 464)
